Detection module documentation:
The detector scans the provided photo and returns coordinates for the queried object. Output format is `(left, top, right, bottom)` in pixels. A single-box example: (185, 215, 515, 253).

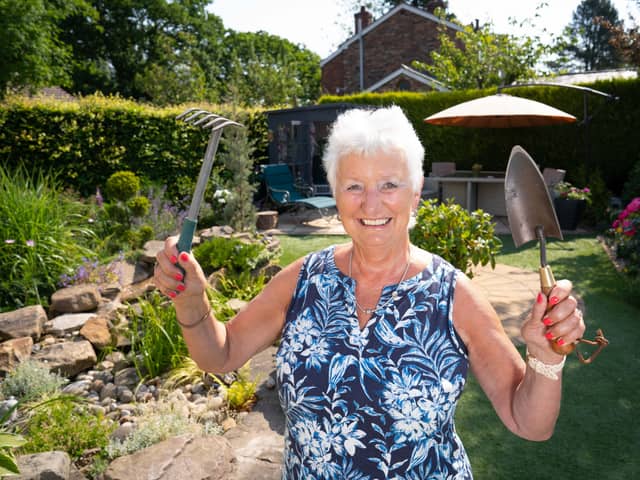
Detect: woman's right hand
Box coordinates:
(154, 235, 209, 305)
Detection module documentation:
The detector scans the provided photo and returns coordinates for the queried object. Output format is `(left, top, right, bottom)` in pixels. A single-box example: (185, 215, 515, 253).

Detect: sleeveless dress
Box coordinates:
(276, 246, 472, 479)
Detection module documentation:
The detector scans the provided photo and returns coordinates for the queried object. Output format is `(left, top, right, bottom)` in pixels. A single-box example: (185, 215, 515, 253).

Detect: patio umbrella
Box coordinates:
(424, 93, 576, 128)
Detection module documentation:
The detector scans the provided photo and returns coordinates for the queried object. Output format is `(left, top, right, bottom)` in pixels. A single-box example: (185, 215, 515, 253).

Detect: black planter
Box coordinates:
(554, 198, 586, 230)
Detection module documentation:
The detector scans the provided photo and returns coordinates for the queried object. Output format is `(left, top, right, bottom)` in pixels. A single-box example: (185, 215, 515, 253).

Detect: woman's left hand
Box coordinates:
(521, 279, 586, 363)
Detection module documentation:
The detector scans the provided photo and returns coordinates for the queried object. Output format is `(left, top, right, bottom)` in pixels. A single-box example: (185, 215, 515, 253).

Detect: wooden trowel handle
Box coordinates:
(540, 265, 576, 355)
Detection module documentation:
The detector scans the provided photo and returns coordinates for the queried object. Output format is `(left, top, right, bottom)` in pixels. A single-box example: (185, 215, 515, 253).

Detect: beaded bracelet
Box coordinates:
(526, 349, 566, 381)
(176, 307, 211, 329)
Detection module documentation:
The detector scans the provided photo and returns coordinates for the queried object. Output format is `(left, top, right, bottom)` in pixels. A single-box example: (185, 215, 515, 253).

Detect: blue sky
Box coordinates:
(209, 0, 638, 59)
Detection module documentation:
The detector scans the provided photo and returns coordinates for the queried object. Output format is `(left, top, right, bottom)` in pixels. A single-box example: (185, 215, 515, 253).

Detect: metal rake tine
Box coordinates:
(203, 117, 243, 130)
(175, 107, 201, 120)
(192, 113, 222, 127)
(211, 119, 244, 131)
(182, 109, 211, 123)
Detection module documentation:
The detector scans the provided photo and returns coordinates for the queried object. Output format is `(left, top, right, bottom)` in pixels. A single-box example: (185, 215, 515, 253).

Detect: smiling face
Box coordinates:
(335, 149, 420, 250)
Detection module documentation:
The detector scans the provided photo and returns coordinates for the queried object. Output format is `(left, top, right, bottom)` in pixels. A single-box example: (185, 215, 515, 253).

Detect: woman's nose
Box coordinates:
(362, 187, 381, 212)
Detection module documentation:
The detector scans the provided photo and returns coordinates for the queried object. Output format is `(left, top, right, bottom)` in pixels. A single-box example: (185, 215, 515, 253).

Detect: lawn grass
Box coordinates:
(276, 233, 640, 479)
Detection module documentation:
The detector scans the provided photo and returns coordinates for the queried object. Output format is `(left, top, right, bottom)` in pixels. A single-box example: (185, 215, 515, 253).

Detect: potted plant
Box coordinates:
(552, 181, 592, 230)
(471, 163, 483, 176)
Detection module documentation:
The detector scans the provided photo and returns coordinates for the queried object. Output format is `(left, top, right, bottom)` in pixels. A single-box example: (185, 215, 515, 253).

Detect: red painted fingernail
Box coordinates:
(537, 292, 544, 304)
(543, 317, 553, 326)
(549, 296, 560, 306)
(168, 291, 177, 299)
(177, 284, 185, 292)
(170, 255, 178, 264)
(545, 331, 554, 340)
(179, 252, 189, 262)
(174, 273, 183, 281)
(557, 338, 565, 346)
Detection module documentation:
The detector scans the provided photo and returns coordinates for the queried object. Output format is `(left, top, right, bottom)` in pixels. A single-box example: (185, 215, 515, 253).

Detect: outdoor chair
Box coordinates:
(261, 164, 336, 217)
(430, 162, 456, 177)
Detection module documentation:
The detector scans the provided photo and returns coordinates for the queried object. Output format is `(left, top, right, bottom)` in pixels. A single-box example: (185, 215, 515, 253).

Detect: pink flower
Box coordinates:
(627, 197, 640, 213)
(26, 240, 35, 247)
(4, 239, 15, 244)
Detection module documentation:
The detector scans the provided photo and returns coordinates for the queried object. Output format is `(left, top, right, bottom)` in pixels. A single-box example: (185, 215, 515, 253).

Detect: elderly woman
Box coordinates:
(154, 106, 585, 479)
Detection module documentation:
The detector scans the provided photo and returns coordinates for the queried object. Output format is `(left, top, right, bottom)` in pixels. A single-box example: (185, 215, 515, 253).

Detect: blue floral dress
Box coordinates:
(276, 246, 472, 479)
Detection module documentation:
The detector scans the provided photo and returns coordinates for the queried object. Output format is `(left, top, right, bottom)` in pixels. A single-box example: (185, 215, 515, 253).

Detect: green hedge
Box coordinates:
(320, 78, 640, 195)
(1, 79, 638, 198)
(0, 95, 269, 198)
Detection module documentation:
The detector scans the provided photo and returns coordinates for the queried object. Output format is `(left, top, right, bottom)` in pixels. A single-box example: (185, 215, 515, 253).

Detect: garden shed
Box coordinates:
(265, 103, 367, 194)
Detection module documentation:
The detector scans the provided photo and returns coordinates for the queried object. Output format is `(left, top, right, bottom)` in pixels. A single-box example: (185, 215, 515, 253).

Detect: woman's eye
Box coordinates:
(380, 182, 398, 191)
(346, 184, 363, 192)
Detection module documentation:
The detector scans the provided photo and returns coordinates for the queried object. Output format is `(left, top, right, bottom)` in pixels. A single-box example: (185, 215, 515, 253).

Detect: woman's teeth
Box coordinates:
(361, 218, 390, 226)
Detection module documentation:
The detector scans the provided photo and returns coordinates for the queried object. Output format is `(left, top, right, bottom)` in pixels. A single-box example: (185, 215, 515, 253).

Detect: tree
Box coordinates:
(413, 16, 545, 90)
(596, 1, 640, 67)
(0, 0, 93, 98)
(218, 31, 321, 107)
(554, 0, 623, 71)
(59, 0, 226, 102)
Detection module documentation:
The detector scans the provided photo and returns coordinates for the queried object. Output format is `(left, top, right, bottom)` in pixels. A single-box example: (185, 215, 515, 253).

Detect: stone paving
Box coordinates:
(231, 209, 543, 479)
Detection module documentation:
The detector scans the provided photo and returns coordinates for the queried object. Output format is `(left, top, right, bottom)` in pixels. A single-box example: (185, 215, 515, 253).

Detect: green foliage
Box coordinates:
(211, 362, 258, 411)
(621, 161, 640, 205)
(0, 0, 94, 98)
(413, 10, 545, 89)
(95, 170, 158, 253)
(219, 126, 257, 232)
(106, 398, 207, 459)
(553, 0, 623, 71)
(0, 431, 25, 476)
(0, 96, 269, 200)
(127, 196, 151, 217)
(104, 171, 140, 202)
(608, 197, 640, 277)
(19, 395, 115, 461)
(193, 236, 272, 276)
(128, 291, 188, 380)
(0, 360, 66, 402)
(164, 357, 212, 390)
(320, 78, 639, 196)
(410, 199, 502, 277)
(0, 165, 96, 311)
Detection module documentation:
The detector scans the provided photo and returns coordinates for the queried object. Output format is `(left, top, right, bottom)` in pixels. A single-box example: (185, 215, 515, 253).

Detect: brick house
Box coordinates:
(320, 3, 463, 95)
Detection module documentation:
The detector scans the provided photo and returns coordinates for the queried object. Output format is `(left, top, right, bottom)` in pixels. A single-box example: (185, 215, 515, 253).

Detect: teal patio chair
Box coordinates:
(261, 164, 336, 215)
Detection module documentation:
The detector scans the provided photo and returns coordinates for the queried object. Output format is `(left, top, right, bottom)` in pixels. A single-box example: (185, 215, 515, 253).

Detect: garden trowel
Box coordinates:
(505, 145, 608, 363)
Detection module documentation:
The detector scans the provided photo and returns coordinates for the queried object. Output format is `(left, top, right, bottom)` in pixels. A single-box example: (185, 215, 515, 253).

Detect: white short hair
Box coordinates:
(322, 105, 425, 194)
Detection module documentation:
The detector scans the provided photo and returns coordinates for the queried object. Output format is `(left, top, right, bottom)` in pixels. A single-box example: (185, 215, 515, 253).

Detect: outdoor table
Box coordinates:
(429, 170, 506, 216)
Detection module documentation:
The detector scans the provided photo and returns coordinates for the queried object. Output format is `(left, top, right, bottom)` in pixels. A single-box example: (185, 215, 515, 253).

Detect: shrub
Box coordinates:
(104, 171, 140, 202)
(94, 171, 160, 253)
(211, 361, 258, 411)
(0, 360, 66, 402)
(19, 395, 115, 461)
(609, 197, 640, 277)
(0, 166, 96, 311)
(193, 236, 272, 276)
(106, 398, 205, 459)
(410, 199, 502, 278)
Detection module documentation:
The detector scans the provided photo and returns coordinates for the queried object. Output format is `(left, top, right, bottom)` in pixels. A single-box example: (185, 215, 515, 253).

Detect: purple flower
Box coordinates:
(96, 187, 104, 207)
(26, 240, 35, 247)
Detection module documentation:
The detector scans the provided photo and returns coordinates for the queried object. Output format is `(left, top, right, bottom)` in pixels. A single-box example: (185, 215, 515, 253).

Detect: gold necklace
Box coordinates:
(348, 248, 411, 315)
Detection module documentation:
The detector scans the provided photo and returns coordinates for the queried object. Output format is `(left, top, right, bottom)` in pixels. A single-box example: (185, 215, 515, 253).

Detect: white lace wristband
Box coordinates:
(526, 349, 566, 381)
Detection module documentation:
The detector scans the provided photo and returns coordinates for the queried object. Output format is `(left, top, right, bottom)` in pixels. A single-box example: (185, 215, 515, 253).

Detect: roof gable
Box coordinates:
(365, 64, 450, 92)
(320, 3, 463, 67)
